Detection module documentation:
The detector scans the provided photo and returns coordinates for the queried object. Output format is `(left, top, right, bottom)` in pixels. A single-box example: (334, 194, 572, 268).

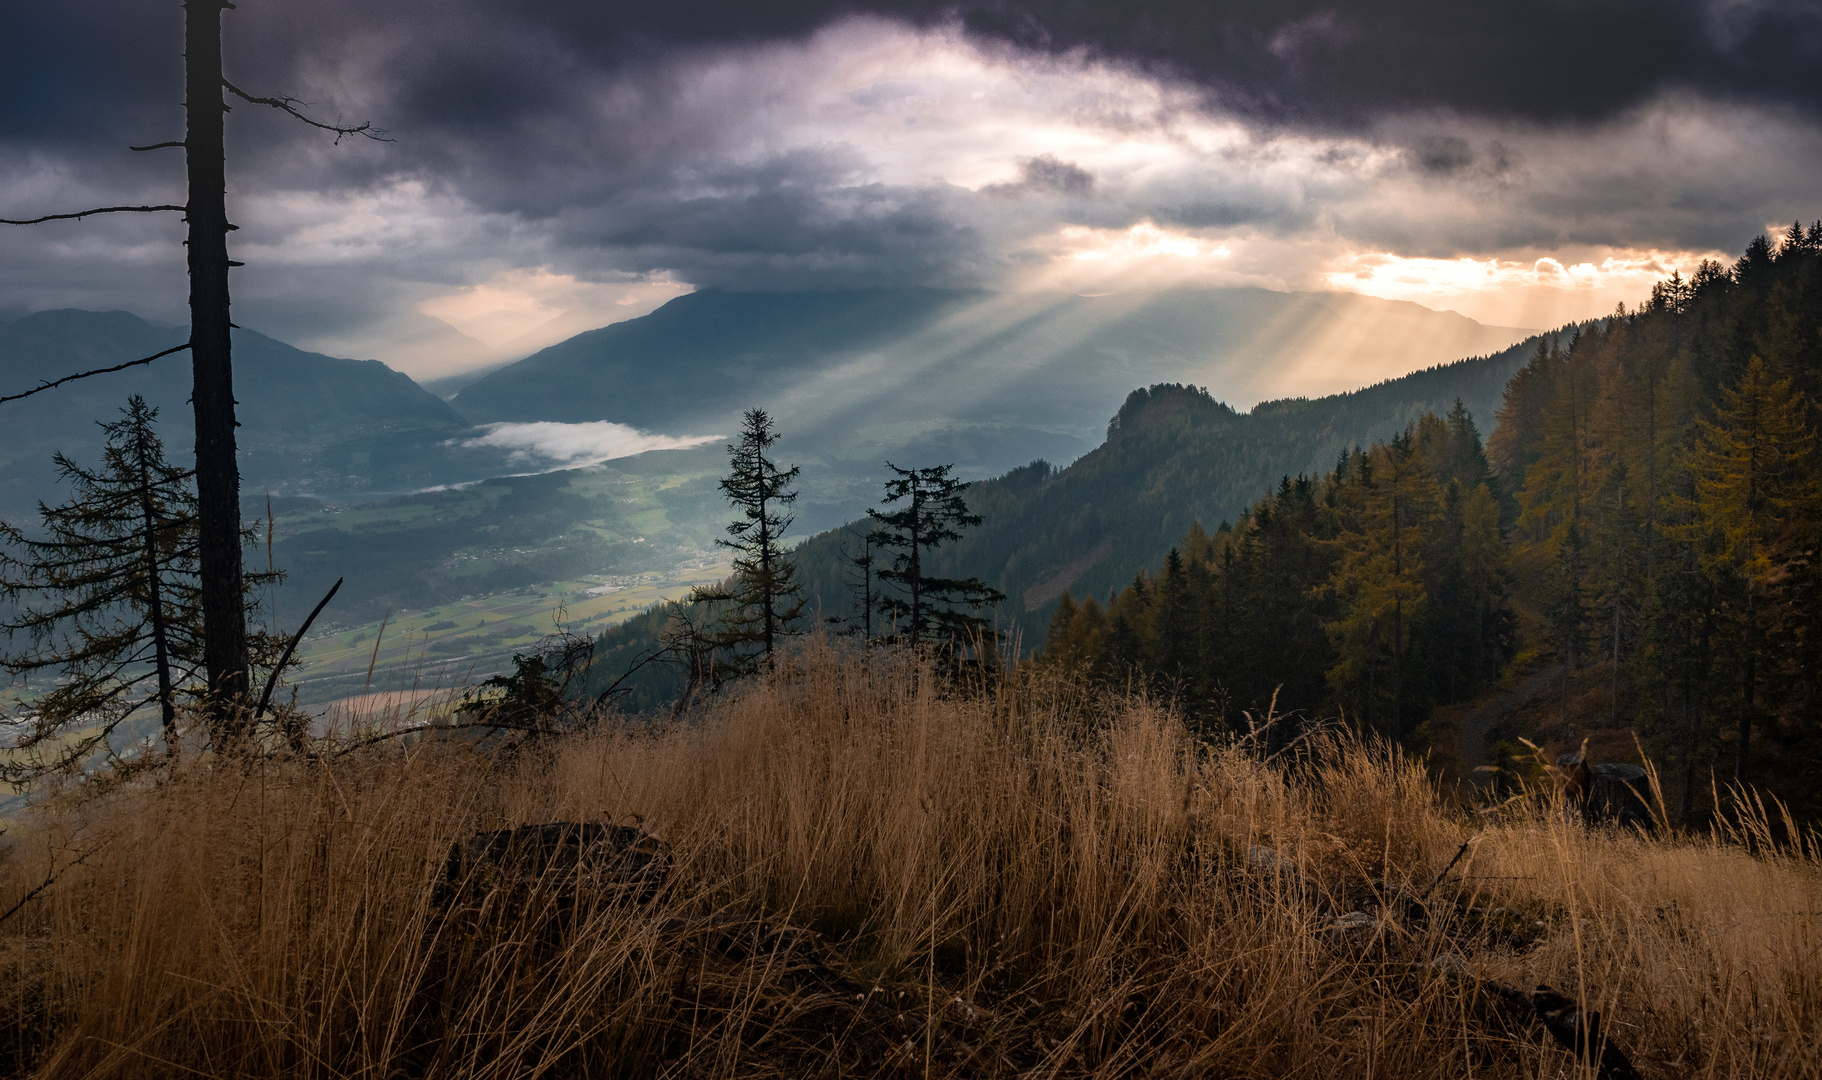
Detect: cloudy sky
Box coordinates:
(4, 0, 1820, 379)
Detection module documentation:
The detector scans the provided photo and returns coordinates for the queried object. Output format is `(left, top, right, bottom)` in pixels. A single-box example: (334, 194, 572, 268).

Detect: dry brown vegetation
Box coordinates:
(1, 642, 1818, 1078)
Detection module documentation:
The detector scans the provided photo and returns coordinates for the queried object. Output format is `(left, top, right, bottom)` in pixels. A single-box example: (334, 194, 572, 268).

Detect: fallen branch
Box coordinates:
(0, 343, 192, 406)
(1433, 955, 1642, 1080)
(336, 719, 516, 755)
(590, 643, 678, 710)
(1419, 838, 1475, 903)
(0, 204, 186, 226)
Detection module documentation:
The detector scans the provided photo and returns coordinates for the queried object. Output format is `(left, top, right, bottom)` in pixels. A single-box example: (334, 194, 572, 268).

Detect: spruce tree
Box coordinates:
(842, 526, 876, 641)
(866, 463, 1005, 650)
(690, 409, 805, 674)
(1, 399, 202, 777)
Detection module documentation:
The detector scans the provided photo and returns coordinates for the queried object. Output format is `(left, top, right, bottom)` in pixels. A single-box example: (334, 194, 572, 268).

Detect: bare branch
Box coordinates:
(337, 719, 512, 754)
(590, 643, 678, 711)
(129, 141, 186, 152)
(0, 841, 95, 927)
(0, 343, 191, 406)
(0, 205, 185, 226)
(253, 577, 342, 722)
(222, 79, 390, 144)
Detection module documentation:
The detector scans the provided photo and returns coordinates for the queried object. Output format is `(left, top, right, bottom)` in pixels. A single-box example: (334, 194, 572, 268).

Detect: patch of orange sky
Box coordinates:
(1321, 249, 1733, 328)
(1019, 219, 1730, 330)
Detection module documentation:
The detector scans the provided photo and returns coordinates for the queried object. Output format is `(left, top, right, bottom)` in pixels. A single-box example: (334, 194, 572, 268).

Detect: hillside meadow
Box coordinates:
(0, 643, 1817, 1078)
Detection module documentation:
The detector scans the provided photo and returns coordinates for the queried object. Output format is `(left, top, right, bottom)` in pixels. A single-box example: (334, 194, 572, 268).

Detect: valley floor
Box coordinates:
(286, 553, 729, 706)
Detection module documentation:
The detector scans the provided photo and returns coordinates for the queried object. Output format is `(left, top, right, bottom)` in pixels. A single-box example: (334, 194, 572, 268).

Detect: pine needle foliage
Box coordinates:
(0, 397, 279, 780)
(0, 397, 202, 777)
(690, 409, 806, 676)
(867, 463, 1005, 650)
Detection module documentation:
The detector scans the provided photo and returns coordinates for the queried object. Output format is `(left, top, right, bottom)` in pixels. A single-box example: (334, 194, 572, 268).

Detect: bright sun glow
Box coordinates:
(1321, 248, 1732, 327)
(418, 268, 691, 354)
(1062, 223, 1224, 262)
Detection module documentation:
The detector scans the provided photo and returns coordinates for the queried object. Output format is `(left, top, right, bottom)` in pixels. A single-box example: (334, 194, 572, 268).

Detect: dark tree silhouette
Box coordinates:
(0, 398, 277, 779)
(689, 409, 806, 674)
(840, 525, 877, 641)
(867, 463, 1005, 650)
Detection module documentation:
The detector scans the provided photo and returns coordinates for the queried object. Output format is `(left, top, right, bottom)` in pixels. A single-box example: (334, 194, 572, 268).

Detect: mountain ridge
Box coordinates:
(448, 287, 1536, 480)
(0, 309, 480, 514)
(789, 325, 1574, 646)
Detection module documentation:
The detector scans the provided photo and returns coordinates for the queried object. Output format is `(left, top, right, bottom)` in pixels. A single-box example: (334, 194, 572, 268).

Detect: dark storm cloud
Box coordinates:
(5, 0, 1821, 361)
(12, 1, 1822, 168)
(549, 151, 996, 289)
(450, 0, 1822, 127)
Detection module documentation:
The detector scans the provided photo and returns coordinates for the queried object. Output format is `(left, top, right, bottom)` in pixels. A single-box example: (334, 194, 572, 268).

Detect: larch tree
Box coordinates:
(1321, 430, 1436, 738)
(1592, 459, 1645, 725)
(1679, 356, 1816, 779)
(1516, 341, 1600, 703)
(0, 398, 273, 780)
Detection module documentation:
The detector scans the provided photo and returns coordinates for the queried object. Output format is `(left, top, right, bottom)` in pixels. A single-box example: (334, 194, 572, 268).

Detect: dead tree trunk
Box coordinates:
(185, 0, 250, 739)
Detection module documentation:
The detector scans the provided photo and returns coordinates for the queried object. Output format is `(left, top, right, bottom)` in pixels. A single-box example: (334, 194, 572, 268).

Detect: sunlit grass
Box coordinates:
(1, 642, 1817, 1077)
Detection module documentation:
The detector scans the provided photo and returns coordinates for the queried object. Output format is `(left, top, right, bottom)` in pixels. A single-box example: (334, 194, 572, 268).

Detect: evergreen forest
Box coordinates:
(1039, 223, 1822, 820)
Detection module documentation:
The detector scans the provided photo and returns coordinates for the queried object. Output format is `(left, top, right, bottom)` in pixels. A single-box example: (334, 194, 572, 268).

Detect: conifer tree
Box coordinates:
(1489, 339, 1560, 483)
(0, 398, 274, 778)
(1148, 548, 1198, 681)
(1677, 357, 1816, 778)
(1036, 410, 1512, 739)
(837, 526, 876, 641)
(1322, 430, 1437, 737)
(867, 463, 1006, 650)
(1592, 460, 1645, 724)
(691, 409, 805, 674)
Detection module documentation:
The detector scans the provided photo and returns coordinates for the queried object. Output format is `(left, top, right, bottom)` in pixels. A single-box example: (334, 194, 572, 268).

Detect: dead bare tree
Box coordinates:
(2, 1, 383, 746)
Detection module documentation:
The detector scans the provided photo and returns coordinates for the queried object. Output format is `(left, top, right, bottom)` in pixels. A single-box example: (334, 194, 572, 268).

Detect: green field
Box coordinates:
(257, 446, 732, 632)
(286, 553, 730, 705)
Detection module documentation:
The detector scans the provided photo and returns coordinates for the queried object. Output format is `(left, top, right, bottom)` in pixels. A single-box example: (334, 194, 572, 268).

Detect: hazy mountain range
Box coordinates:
(592, 331, 1568, 709)
(0, 290, 1532, 530)
(1, 290, 1544, 658)
(0, 309, 492, 517)
(453, 287, 1532, 496)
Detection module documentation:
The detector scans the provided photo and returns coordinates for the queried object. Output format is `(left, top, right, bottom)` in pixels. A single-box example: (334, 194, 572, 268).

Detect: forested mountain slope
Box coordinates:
(1489, 222, 1822, 812)
(584, 325, 1566, 712)
(789, 329, 1565, 646)
(1038, 406, 1512, 741)
(1006, 222, 1822, 821)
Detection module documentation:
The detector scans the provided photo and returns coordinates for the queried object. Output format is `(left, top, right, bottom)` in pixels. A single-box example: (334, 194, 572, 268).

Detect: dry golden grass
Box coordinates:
(1, 640, 1818, 1078)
